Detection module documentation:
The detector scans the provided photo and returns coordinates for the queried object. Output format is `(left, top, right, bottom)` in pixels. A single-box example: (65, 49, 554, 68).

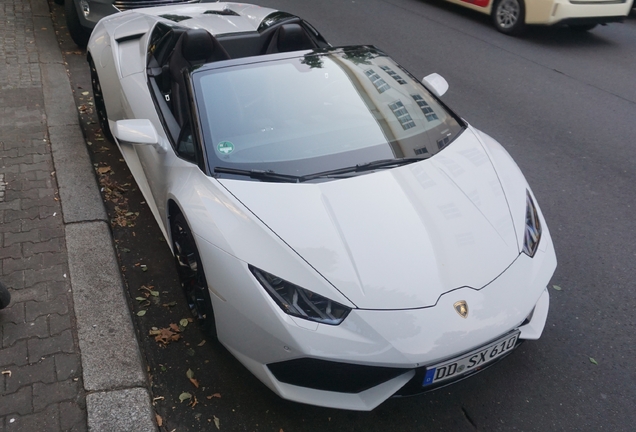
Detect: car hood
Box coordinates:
(218, 130, 520, 310)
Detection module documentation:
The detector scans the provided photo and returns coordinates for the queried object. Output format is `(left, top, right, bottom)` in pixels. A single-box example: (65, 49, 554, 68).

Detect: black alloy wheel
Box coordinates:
(171, 213, 217, 339)
(65, 0, 91, 48)
(0, 282, 11, 310)
(492, 0, 527, 35)
(89, 59, 114, 142)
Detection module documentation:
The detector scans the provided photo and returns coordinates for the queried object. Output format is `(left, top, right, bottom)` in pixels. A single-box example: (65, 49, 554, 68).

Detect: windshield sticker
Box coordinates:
(217, 141, 234, 155)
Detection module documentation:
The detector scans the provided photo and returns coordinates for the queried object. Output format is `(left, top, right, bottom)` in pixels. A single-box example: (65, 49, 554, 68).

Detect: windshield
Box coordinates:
(193, 47, 464, 179)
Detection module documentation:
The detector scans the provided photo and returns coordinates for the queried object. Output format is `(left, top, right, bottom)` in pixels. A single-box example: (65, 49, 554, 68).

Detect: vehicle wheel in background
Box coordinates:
(65, 0, 90, 48)
(569, 24, 597, 32)
(171, 213, 218, 339)
(89, 59, 114, 142)
(492, 0, 526, 35)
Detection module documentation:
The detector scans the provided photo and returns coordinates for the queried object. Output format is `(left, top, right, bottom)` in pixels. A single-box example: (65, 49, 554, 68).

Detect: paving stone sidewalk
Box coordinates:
(1, 0, 157, 430)
(0, 0, 87, 430)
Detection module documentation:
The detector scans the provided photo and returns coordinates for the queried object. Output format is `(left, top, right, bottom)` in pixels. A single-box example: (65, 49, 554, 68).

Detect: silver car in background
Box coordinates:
(65, 0, 200, 47)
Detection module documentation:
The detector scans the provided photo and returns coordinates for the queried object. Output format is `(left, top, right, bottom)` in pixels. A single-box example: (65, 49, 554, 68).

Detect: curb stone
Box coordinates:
(32, 0, 157, 429)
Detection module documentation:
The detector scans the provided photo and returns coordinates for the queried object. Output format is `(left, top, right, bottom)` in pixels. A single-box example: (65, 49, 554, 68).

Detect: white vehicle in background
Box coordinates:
(443, 0, 634, 34)
(65, 0, 202, 47)
(87, 2, 557, 410)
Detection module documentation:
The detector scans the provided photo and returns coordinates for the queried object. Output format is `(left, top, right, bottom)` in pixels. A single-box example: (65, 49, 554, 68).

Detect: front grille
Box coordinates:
(267, 358, 408, 393)
(113, 0, 200, 12)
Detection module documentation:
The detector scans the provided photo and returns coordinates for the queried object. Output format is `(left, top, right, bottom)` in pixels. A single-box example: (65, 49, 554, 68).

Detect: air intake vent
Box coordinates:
(267, 358, 408, 393)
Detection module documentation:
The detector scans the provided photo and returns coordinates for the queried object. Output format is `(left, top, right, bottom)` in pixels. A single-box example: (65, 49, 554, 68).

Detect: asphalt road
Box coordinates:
(52, 1, 636, 430)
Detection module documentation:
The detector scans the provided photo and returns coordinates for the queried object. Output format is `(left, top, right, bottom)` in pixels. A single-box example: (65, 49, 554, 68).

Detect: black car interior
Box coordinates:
(146, 12, 329, 158)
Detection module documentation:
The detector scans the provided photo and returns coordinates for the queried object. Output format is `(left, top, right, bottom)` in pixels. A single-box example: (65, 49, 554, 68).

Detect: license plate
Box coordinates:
(423, 331, 520, 387)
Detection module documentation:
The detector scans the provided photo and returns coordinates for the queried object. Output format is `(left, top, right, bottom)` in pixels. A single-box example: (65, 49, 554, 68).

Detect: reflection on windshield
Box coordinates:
(194, 47, 463, 177)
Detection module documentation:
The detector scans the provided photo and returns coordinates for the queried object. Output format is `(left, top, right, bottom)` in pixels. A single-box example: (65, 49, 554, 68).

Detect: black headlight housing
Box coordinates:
(250, 266, 351, 325)
(522, 190, 542, 257)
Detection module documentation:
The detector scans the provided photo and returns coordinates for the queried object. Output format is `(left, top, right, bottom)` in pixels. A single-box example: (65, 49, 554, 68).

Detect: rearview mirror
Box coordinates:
(114, 119, 166, 153)
(422, 73, 449, 97)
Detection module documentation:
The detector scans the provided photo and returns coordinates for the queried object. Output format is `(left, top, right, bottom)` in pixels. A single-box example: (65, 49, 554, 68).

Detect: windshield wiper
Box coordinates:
(214, 167, 303, 183)
(214, 158, 422, 183)
(303, 157, 423, 181)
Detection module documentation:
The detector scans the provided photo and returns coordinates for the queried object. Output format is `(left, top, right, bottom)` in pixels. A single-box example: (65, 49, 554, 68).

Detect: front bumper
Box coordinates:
(197, 227, 556, 410)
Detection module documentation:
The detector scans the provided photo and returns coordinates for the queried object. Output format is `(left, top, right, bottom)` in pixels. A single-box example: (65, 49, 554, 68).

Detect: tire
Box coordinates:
(171, 213, 218, 339)
(492, 0, 526, 36)
(89, 59, 114, 142)
(0, 282, 10, 310)
(569, 24, 597, 32)
(65, 0, 90, 48)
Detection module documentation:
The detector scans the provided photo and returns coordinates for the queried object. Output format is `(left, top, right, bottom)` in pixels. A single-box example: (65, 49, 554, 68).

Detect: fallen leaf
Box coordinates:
(207, 393, 221, 399)
(152, 396, 165, 402)
(137, 310, 147, 316)
(163, 301, 177, 307)
(213, 416, 220, 430)
(150, 290, 159, 297)
(135, 297, 146, 301)
(97, 166, 111, 174)
(180, 318, 189, 327)
(553, 285, 562, 291)
(151, 327, 181, 345)
(191, 395, 198, 408)
(156, 414, 163, 427)
(189, 378, 200, 389)
(197, 340, 206, 347)
(121, 248, 131, 253)
(141, 265, 148, 272)
(81, 91, 89, 96)
(589, 357, 598, 365)
(179, 392, 192, 402)
(169, 323, 180, 332)
(186, 369, 195, 379)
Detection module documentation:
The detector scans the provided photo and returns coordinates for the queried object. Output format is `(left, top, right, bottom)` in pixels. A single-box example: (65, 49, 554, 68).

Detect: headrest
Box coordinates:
(276, 24, 315, 53)
(181, 29, 227, 64)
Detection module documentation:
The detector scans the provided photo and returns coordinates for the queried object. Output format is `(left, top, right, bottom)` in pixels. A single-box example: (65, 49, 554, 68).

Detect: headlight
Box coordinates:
(250, 266, 351, 325)
(522, 190, 542, 257)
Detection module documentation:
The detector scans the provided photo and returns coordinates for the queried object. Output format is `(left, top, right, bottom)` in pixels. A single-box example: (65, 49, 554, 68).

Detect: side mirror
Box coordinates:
(422, 73, 449, 98)
(114, 119, 167, 153)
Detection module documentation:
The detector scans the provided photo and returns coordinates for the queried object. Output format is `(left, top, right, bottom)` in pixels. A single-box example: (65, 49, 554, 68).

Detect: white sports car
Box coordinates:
(88, 2, 557, 411)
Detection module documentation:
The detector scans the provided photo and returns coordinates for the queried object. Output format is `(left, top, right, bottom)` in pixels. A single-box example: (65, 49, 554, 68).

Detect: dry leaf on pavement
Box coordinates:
(150, 326, 181, 345)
